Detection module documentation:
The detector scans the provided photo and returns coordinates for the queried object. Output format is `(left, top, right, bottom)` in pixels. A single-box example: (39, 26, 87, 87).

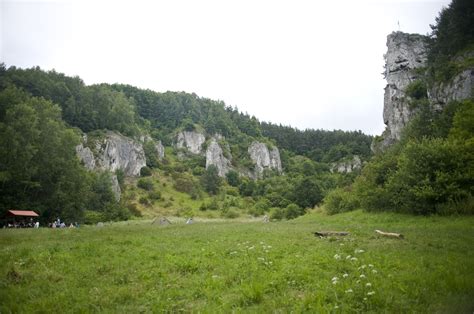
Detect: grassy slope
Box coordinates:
(1, 210, 473, 313)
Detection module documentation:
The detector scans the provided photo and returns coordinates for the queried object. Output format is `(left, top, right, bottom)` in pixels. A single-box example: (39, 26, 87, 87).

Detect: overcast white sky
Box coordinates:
(1, 0, 450, 135)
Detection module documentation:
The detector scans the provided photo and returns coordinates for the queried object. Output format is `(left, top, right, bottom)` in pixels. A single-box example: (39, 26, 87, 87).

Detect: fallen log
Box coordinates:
(314, 231, 350, 238)
(375, 229, 404, 239)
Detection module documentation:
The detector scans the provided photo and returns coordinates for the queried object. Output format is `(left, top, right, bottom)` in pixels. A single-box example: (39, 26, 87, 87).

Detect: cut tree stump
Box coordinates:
(375, 229, 404, 239)
(314, 231, 350, 238)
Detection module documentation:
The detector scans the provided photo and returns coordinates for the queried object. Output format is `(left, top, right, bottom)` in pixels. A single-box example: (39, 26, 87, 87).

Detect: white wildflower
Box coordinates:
(334, 254, 341, 260)
(363, 297, 367, 301)
(372, 269, 378, 274)
(248, 246, 255, 250)
(367, 291, 375, 296)
(368, 264, 374, 268)
(354, 249, 365, 254)
(229, 251, 237, 255)
(331, 276, 339, 282)
(342, 273, 349, 278)
(345, 289, 353, 293)
(257, 257, 265, 261)
(358, 265, 367, 270)
(359, 274, 366, 279)
(346, 255, 352, 260)
(334, 305, 339, 309)
(350, 257, 358, 261)
(366, 283, 372, 287)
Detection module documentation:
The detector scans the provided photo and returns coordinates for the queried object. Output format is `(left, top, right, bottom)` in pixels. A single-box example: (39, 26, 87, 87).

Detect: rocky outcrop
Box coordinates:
(377, 32, 473, 151)
(110, 175, 121, 202)
(429, 68, 474, 107)
(155, 140, 165, 160)
(205, 139, 231, 177)
(176, 131, 205, 154)
(381, 32, 428, 149)
(330, 155, 362, 174)
(75, 142, 96, 171)
(248, 142, 282, 178)
(76, 131, 146, 177)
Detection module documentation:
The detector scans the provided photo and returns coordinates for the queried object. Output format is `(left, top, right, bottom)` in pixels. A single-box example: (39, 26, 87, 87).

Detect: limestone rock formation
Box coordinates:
(75, 142, 96, 171)
(76, 131, 146, 177)
(205, 139, 231, 177)
(377, 32, 473, 151)
(155, 140, 165, 160)
(110, 174, 121, 202)
(248, 142, 282, 178)
(330, 155, 362, 174)
(176, 131, 206, 154)
(381, 31, 428, 148)
(95, 132, 146, 176)
(429, 68, 474, 107)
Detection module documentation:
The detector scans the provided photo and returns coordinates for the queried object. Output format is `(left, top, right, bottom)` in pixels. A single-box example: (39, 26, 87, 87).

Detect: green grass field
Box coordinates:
(1, 210, 474, 313)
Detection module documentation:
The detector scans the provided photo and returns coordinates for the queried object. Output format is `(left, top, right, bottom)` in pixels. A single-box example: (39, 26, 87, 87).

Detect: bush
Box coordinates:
(137, 178, 154, 191)
(324, 187, 359, 215)
(222, 208, 240, 219)
(270, 207, 285, 220)
(284, 203, 305, 219)
(126, 203, 142, 217)
(140, 166, 152, 177)
(83, 210, 105, 224)
(139, 196, 150, 205)
(405, 80, 427, 100)
(148, 190, 161, 200)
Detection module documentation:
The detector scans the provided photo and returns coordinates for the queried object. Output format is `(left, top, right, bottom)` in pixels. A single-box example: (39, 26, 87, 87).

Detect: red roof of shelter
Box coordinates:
(8, 210, 39, 217)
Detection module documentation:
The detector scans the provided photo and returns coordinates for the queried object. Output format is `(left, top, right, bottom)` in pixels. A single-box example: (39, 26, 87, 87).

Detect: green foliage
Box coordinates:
(143, 141, 160, 168)
(270, 203, 305, 220)
(405, 80, 427, 100)
(0, 87, 111, 222)
(284, 203, 305, 219)
(324, 187, 360, 215)
(137, 178, 154, 191)
(200, 166, 222, 195)
(0, 67, 140, 135)
(290, 176, 324, 209)
(427, 0, 474, 82)
(354, 100, 474, 215)
(173, 172, 201, 197)
(386, 138, 472, 215)
(225, 170, 241, 187)
(140, 166, 152, 177)
(261, 122, 373, 163)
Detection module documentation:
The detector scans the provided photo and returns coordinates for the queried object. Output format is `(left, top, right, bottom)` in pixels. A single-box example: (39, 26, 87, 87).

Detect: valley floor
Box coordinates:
(1, 210, 473, 313)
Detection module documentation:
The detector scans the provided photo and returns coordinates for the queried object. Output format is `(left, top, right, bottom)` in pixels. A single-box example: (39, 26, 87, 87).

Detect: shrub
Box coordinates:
(270, 207, 285, 220)
(126, 203, 142, 217)
(405, 80, 427, 100)
(324, 187, 359, 215)
(139, 196, 150, 205)
(148, 190, 161, 200)
(137, 178, 154, 191)
(284, 203, 305, 219)
(83, 210, 105, 224)
(222, 208, 240, 219)
(140, 166, 152, 177)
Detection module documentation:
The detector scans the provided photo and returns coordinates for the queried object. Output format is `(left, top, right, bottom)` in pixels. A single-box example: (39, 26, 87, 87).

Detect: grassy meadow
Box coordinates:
(1, 210, 474, 313)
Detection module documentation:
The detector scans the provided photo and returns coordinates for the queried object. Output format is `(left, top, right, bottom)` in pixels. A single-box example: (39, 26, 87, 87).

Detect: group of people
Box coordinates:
(3, 220, 39, 228)
(48, 218, 78, 228)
